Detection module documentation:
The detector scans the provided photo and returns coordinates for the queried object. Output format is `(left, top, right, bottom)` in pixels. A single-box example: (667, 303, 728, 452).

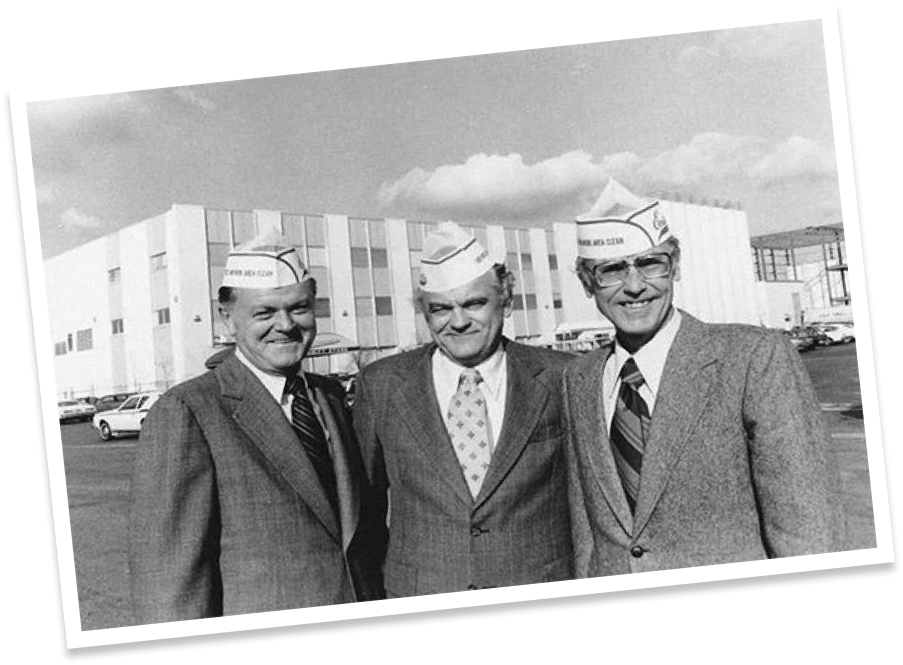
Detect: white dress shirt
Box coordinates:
(233, 348, 330, 438)
(602, 309, 682, 431)
(432, 345, 508, 452)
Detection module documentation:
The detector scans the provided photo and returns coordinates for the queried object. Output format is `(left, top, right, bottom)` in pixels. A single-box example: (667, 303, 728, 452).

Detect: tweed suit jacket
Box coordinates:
(564, 311, 843, 576)
(354, 339, 576, 597)
(129, 352, 387, 624)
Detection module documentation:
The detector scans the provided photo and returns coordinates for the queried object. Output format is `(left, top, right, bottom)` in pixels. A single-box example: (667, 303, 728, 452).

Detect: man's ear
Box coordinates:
(220, 304, 236, 337)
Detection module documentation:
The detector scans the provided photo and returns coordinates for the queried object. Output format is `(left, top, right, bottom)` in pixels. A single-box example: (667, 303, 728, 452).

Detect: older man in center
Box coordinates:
(354, 222, 575, 597)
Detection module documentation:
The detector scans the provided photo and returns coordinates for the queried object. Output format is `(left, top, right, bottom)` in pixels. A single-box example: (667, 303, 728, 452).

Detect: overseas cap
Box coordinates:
(221, 228, 311, 289)
(419, 221, 496, 292)
(576, 179, 673, 260)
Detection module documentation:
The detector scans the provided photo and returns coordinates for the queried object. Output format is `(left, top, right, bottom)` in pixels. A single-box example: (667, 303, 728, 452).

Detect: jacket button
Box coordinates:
(630, 546, 645, 558)
(470, 527, 485, 537)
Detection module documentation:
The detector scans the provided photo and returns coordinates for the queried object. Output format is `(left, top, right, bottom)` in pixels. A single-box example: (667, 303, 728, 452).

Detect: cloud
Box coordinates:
(378, 151, 605, 220)
(377, 133, 837, 221)
(713, 23, 814, 60)
(35, 184, 54, 205)
(172, 87, 217, 112)
(748, 136, 836, 183)
(60, 208, 103, 230)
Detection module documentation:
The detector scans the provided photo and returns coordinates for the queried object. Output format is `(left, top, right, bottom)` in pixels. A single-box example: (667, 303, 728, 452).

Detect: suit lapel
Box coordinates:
(569, 346, 635, 534)
(393, 346, 473, 507)
(633, 313, 719, 535)
(217, 355, 341, 543)
(474, 342, 549, 508)
(309, 377, 359, 553)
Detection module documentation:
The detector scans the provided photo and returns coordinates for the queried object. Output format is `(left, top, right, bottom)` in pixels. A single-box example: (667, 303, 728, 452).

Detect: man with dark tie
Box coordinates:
(354, 222, 575, 597)
(129, 231, 386, 624)
(563, 179, 843, 576)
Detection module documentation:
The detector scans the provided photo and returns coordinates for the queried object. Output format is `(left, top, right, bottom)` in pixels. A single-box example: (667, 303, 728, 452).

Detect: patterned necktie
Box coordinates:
(289, 378, 339, 515)
(609, 358, 650, 515)
(446, 368, 493, 499)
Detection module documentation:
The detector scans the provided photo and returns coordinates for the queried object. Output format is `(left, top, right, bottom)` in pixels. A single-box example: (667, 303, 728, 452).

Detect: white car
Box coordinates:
(58, 399, 96, 423)
(818, 323, 855, 344)
(92, 392, 162, 441)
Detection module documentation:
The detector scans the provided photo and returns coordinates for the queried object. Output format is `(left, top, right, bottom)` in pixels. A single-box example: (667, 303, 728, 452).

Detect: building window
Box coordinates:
(524, 294, 537, 309)
(54, 342, 67, 356)
(374, 296, 393, 316)
(111, 318, 124, 335)
(150, 252, 168, 271)
(67, 333, 73, 352)
(76, 328, 93, 351)
(156, 307, 171, 325)
(315, 297, 331, 319)
(548, 254, 558, 270)
(108, 267, 121, 284)
(553, 298, 563, 310)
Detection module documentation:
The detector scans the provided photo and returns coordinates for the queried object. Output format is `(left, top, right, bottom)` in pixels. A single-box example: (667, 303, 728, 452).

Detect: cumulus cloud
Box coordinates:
(172, 87, 217, 112)
(60, 208, 103, 230)
(713, 23, 814, 60)
(748, 136, 836, 183)
(378, 151, 605, 220)
(377, 133, 837, 220)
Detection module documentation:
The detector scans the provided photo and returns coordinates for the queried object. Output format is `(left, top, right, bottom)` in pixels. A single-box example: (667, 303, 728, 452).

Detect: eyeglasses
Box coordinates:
(590, 253, 674, 288)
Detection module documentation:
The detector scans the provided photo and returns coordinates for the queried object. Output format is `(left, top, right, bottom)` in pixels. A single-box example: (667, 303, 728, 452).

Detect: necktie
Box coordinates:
(447, 368, 492, 499)
(609, 358, 650, 515)
(289, 378, 339, 515)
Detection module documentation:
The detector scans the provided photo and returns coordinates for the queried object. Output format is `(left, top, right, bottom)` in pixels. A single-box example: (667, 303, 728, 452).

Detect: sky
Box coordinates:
(25, 19, 839, 258)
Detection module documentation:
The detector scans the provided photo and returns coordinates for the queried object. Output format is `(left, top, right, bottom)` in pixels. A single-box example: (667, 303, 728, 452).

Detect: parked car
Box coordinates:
(92, 392, 162, 441)
(817, 323, 856, 344)
(806, 326, 833, 347)
(58, 399, 96, 423)
(91, 392, 136, 413)
(783, 328, 816, 352)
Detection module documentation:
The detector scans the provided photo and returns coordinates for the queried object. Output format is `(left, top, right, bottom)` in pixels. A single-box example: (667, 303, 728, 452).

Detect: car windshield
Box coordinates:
(58, 401, 77, 406)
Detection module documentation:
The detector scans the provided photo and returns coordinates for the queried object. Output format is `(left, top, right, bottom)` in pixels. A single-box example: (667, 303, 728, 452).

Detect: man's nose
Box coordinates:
(621, 266, 647, 294)
(273, 310, 294, 330)
(449, 307, 470, 329)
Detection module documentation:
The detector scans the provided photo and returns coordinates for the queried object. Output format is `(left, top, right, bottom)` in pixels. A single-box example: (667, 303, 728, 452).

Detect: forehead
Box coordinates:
(422, 271, 498, 306)
(232, 282, 314, 309)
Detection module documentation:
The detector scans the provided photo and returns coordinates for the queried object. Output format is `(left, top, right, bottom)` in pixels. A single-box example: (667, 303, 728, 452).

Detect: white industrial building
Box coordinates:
(45, 199, 779, 399)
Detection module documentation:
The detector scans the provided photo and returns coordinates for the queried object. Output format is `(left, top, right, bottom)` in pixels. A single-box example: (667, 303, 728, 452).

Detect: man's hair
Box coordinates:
(575, 237, 681, 296)
(414, 263, 515, 313)
(218, 279, 318, 307)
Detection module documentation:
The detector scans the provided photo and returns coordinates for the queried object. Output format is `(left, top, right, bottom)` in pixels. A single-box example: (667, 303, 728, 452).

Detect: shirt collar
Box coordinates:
(234, 347, 306, 402)
(610, 308, 682, 396)
(433, 344, 507, 399)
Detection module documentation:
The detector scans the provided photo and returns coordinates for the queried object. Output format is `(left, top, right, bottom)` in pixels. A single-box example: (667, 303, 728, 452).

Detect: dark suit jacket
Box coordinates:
(564, 311, 844, 576)
(354, 339, 575, 597)
(129, 353, 386, 624)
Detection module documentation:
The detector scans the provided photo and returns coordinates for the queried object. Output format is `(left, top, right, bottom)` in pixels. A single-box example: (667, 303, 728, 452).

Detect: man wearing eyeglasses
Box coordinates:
(564, 179, 841, 577)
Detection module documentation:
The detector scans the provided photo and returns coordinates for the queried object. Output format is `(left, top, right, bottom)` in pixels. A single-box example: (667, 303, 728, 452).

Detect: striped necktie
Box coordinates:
(288, 377, 339, 515)
(447, 368, 492, 499)
(609, 358, 650, 515)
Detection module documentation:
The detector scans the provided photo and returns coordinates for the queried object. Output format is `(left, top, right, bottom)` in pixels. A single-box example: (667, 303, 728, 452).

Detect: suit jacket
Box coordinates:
(129, 353, 386, 624)
(354, 339, 575, 597)
(564, 311, 844, 576)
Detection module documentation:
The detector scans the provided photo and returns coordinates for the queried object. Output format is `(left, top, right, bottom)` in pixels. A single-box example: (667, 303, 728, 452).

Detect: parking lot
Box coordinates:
(58, 341, 875, 630)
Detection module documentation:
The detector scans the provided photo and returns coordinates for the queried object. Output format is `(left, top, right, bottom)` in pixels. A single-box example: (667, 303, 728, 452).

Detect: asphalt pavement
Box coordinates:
(57, 340, 874, 631)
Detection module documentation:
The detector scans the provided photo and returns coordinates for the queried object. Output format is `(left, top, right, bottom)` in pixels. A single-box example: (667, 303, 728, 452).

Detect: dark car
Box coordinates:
(783, 328, 816, 352)
(92, 393, 135, 413)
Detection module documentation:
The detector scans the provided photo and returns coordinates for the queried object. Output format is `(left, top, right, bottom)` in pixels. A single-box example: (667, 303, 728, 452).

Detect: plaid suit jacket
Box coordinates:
(354, 339, 576, 597)
(564, 311, 845, 576)
(129, 352, 386, 624)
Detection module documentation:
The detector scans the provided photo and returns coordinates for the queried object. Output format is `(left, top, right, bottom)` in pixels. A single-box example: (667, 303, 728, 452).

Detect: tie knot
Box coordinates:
(286, 375, 306, 397)
(459, 368, 483, 389)
(619, 358, 646, 389)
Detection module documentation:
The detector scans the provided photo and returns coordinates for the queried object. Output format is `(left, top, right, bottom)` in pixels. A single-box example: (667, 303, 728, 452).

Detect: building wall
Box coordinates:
(46, 201, 762, 398)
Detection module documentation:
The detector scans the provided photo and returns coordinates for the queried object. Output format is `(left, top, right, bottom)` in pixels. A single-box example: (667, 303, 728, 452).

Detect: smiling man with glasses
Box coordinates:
(564, 179, 842, 578)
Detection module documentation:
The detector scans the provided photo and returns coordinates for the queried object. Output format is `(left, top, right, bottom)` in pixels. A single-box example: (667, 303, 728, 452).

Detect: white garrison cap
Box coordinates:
(419, 221, 495, 292)
(576, 179, 673, 260)
(221, 228, 311, 289)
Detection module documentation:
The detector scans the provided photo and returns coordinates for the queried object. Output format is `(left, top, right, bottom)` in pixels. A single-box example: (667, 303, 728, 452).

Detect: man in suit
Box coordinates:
(129, 231, 386, 624)
(564, 179, 842, 576)
(354, 222, 575, 597)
